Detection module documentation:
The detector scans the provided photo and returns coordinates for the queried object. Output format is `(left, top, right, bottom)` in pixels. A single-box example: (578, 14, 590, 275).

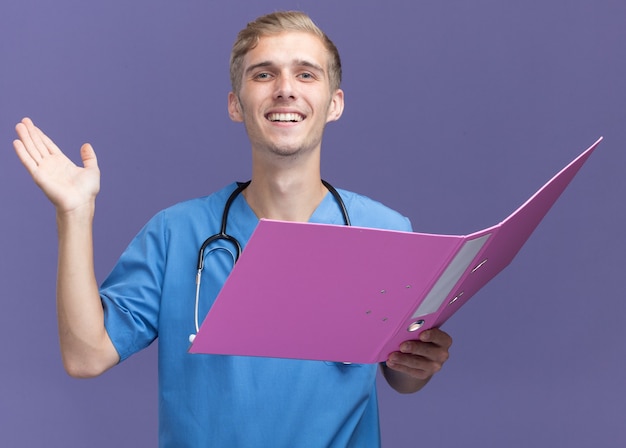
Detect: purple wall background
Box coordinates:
(1, 1, 624, 446)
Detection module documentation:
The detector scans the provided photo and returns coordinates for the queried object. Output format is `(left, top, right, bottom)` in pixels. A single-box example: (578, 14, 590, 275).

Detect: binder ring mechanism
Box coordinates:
(407, 320, 425, 332)
(406, 257, 490, 333)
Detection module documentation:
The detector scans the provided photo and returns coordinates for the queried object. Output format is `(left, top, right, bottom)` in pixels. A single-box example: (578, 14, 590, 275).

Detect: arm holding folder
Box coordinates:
(190, 138, 602, 378)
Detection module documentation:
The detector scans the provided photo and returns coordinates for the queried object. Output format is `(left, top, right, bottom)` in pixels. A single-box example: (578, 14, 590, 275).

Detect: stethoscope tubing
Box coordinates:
(196, 180, 251, 271)
(191, 180, 350, 339)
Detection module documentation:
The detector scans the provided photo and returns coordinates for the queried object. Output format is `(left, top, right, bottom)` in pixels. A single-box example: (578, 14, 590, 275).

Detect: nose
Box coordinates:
(275, 74, 296, 100)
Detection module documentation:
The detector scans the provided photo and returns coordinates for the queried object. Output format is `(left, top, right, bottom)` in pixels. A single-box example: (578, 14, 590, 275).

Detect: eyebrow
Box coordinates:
(245, 59, 326, 76)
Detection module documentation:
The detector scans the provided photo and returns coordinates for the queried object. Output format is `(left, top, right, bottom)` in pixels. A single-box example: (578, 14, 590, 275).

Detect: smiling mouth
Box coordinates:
(266, 112, 304, 122)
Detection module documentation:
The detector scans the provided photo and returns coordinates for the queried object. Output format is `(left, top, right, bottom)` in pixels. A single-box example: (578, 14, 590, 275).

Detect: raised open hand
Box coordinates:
(13, 118, 100, 214)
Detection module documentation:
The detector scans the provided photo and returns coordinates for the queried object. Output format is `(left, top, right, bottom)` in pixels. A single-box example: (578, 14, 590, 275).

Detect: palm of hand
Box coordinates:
(14, 118, 100, 213)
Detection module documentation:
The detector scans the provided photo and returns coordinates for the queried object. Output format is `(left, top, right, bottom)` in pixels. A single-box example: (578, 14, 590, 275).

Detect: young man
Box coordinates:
(13, 11, 452, 447)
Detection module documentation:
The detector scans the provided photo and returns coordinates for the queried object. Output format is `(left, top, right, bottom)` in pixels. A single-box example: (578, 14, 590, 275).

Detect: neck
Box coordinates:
(243, 168, 327, 222)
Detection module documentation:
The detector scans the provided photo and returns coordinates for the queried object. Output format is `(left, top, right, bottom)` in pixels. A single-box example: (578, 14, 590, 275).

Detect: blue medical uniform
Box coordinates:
(100, 183, 412, 447)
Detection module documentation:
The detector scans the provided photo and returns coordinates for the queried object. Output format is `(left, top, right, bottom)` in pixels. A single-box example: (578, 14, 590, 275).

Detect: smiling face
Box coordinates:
(228, 31, 344, 161)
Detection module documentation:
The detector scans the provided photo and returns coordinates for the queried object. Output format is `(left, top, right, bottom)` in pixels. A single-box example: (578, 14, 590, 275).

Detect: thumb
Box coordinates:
(80, 143, 98, 169)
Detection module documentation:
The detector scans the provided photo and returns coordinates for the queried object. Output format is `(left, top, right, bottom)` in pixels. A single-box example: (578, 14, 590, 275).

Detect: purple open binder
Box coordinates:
(190, 138, 602, 363)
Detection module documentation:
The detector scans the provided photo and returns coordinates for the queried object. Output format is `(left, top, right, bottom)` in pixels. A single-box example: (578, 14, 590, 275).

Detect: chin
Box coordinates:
(270, 146, 303, 157)
(266, 140, 307, 156)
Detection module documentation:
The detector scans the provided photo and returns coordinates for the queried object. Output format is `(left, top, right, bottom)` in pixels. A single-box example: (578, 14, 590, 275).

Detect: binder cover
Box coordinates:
(189, 138, 602, 363)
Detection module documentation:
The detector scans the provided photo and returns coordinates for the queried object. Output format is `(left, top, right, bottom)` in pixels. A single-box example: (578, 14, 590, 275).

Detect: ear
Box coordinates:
(326, 89, 345, 123)
(228, 92, 244, 122)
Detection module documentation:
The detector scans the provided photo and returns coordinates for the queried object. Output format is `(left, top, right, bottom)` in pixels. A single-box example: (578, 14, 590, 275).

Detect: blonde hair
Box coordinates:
(229, 11, 342, 94)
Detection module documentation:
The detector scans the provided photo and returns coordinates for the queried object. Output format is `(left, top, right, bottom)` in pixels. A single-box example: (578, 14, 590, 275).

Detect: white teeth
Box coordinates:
(267, 113, 303, 122)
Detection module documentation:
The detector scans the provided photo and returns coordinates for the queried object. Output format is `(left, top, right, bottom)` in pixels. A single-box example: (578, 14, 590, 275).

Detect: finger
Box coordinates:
(23, 118, 57, 157)
(419, 328, 453, 349)
(79, 143, 98, 169)
(13, 138, 38, 173)
(386, 353, 436, 379)
(15, 121, 44, 165)
(399, 341, 447, 362)
(400, 339, 450, 365)
(37, 124, 64, 156)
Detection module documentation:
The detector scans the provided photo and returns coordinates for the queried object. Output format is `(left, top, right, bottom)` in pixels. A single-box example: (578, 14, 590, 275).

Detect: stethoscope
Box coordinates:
(189, 180, 351, 342)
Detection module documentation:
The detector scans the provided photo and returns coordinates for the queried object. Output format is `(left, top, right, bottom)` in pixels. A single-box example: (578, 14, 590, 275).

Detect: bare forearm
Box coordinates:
(56, 206, 119, 377)
(13, 119, 117, 376)
(380, 363, 431, 394)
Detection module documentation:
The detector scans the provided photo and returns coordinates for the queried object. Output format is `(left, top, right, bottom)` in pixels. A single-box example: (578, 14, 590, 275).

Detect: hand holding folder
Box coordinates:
(190, 138, 603, 363)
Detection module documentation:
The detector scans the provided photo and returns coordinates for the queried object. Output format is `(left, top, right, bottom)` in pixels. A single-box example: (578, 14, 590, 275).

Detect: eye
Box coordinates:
(254, 72, 272, 80)
(298, 72, 314, 80)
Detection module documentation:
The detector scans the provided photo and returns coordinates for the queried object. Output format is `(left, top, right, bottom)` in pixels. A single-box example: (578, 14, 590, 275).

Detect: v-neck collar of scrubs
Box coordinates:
(236, 188, 345, 226)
